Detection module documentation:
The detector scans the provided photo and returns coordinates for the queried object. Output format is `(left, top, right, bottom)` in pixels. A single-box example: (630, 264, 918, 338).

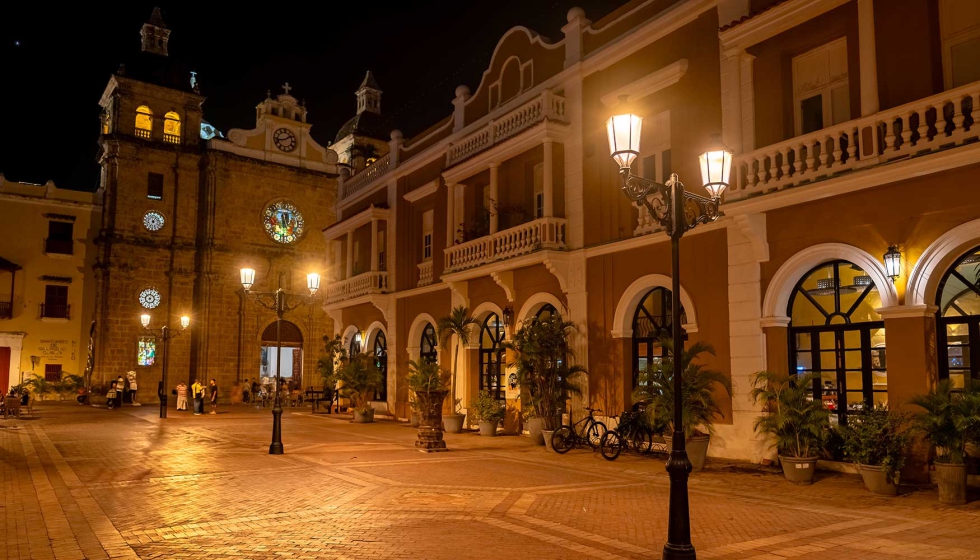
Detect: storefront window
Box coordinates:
(937, 246, 980, 388)
(632, 288, 686, 387)
(479, 313, 505, 400)
(788, 261, 886, 425)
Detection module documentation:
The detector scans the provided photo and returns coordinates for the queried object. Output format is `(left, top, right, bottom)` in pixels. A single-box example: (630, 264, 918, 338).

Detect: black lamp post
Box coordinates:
(606, 98, 732, 560)
(141, 313, 189, 419)
(240, 268, 321, 455)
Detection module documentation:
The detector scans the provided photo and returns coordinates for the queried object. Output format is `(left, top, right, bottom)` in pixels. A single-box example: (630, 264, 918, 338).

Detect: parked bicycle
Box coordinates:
(598, 411, 657, 461)
(551, 407, 608, 454)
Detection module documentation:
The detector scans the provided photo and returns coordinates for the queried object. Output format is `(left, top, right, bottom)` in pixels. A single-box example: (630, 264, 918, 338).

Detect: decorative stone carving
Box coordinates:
(415, 390, 448, 452)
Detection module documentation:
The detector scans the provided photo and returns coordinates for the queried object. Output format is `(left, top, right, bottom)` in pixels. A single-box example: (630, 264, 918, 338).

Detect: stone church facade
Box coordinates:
(92, 9, 379, 400)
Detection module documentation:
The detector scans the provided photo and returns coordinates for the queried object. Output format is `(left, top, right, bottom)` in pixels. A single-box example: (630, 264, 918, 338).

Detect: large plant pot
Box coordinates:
(858, 464, 898, 496)
(664, 435, 710, 472)
(780, 456, 818, 485)
(527, 417, 559, 445)
(443, 413, 466, 434)
(415, 391, 448, 452)
(353, 408, 374, 423)
(934, 462, 967, 505)
(479, 421, 498, 437)
(542, 429, 556, 452)
(410, 412, 420, 428)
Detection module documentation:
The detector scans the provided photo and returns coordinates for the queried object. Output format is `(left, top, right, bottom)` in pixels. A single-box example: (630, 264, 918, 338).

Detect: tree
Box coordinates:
(437, 306, 478, 415)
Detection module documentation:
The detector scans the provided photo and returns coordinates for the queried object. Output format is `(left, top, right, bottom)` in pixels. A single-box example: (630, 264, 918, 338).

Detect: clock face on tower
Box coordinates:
(273, 128, 297, 152)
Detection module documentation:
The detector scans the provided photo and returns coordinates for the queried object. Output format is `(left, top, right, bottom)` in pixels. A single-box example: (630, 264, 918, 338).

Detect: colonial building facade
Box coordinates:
(0, 176, 101, 393)
(325, 0, 980, 469)
(92, 10, 352, 399)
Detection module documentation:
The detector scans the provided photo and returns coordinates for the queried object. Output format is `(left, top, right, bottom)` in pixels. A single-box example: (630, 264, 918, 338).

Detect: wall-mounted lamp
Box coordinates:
(30, 355, 40, 370)
(883, 245, 901, 282)
(502, 306, 514, 328)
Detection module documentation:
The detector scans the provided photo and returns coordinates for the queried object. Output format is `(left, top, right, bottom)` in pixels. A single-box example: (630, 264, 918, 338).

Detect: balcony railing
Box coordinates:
(0, 301, 11, 319)
(40, 303, 70, 320)
(135, 128, 151, 139)
(44, 238, 73, 255)
(343, 153, 390, 199)
(326, 271, 389, 304)
(444, 217, 567, 273)
(446, 90, 568, 167)
(728, 81, 980, 201)
(417, 260, 433, 287)
(163, 133, 181, 144)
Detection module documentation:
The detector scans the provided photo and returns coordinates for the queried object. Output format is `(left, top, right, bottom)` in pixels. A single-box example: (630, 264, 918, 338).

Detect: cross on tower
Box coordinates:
(282, 82, 292, 95)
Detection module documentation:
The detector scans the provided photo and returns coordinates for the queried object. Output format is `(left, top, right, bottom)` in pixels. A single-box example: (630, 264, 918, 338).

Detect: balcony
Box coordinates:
(0, 301, 11, 319)
(135, 128, 151, 140)
(728, 81, 980, 201)
(44, 238, 73, 256)
(343, 153, 390, 199)
(444, 217, 567, 273)
(446, 90, 568, 168)
(417, 260, 433, 287)
(40, 303, 70, 320)
(326, 271, 388, 304)
(163, 133, 180, 144)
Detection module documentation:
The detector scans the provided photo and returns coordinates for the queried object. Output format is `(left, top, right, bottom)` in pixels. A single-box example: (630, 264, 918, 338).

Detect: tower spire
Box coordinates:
(356, 71, 381, 116)
(140, 7, 171, 57)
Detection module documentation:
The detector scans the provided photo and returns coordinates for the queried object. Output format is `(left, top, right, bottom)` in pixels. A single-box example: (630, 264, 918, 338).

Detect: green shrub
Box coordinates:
(840, 404, 910, 484)
(469, 390, 506, 424)
(750, 371, 830, 458)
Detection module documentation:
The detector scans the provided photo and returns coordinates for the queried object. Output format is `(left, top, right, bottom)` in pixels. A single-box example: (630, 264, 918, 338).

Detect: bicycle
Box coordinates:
(598, 411, 656, 461)
(550, 407, 608, 454)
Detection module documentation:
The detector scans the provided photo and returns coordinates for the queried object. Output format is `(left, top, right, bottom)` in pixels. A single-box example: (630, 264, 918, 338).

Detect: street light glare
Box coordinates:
(140, 314, 151, 328)
(240, 268, 256, 291)
(180, 316, 190, 329)
(307, 272, 321, 295)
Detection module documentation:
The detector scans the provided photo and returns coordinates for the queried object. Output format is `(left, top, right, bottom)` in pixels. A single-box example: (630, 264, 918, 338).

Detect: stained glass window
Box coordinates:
(263, 201, 305, 244)
(138, 338, 156, 366)
(143, 211, 165, 232)
(139, 288, 161, 309)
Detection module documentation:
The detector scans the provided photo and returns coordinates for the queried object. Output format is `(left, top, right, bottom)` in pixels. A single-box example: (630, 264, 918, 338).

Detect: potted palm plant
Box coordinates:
(408, 359, 450, 451)
(331, 353, 383, 423)
(841, 404, 910, 495)
(507, 312, 585, 445)
(633, 339, 731, 472)
(750, 371, 829, 485)
(910, 379, 980, 504)
(469, 390, 505, 436)
(437, 306, 478, 433)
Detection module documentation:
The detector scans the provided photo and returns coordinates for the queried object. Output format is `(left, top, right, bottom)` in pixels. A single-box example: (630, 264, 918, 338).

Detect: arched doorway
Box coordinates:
(937, 246, 980, 388)
(479, 313, 505, 400)
(260, 320, 304, 387)
(788, 261, 886, 425)
(632, 287, 686, 387)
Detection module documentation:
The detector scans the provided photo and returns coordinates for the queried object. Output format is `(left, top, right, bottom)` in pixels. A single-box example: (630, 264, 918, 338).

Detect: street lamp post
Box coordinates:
(240, 269, 321, 455)
(141, 313, 190, 419)
(606, 98, 732, 560)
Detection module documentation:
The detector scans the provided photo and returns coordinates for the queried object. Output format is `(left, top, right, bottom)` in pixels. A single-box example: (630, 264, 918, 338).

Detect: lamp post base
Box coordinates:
(662, 544, 697, 560)
(269, 405, 284, 455)
(159, 396, 167, 419)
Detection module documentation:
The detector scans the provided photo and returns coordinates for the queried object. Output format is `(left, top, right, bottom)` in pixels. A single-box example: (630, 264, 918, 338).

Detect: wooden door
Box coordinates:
(0, 347, 10, 393)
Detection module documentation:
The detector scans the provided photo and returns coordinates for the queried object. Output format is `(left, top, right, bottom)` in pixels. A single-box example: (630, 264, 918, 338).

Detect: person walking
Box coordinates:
(191, 379, 204, 415)
(116, 375, 127, 406)
(176, 381, 188, 411)
(208, 379, 218, 414)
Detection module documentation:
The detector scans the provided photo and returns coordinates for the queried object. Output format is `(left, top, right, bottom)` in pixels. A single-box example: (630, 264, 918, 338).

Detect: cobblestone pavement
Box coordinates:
(3, 404, 980, 559)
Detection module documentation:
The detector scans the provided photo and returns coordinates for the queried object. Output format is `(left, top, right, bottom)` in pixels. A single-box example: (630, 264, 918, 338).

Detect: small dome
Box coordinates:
(567, 6, 585, 22)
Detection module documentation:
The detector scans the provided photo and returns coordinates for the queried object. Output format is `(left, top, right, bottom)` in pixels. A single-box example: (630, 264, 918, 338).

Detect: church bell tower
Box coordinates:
(140, 7, 171, 57)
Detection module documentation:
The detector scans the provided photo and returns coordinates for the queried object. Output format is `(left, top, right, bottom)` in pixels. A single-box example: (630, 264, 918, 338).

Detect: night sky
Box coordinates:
(1, 1, 628, 191)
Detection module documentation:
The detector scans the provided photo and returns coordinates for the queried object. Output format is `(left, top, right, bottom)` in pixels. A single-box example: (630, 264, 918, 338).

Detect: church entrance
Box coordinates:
(260, 320, 303, 390)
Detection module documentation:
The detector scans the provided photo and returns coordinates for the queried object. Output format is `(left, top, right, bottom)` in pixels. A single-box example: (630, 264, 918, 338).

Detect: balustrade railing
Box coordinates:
(0, 301, 11, 319)
(446, 91, 568, 167)
(135, 128, 151, 139)
(728, 81, 980, 201)
(40, 303, 70, 320)
(444, 217, 567, 273)
(326, 271, 388, 304)
(417, 261, 433, 287)
(163, 133, 181, 144)
(342, 153, 391, 199)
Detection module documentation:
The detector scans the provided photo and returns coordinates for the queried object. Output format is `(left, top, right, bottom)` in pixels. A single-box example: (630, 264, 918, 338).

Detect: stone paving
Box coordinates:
(2, 403, 980, 559)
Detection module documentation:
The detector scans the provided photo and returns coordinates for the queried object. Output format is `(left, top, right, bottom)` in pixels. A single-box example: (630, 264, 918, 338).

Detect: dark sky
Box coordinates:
(0, 1, 628, 191)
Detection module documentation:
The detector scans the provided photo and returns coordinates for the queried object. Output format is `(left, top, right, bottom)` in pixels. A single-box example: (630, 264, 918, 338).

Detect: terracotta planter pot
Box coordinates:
(934, 462, 967, 505)
(664, 435, 710, 472)
(542, 429, 556, 452)
(443, 414, 466, 433)
(410, 412, 420, 428)
(415, 391, 448, 452)
(780, 456, 818, 485)
(478, 421, 497, 437)
(858, 464, 898, 496)
(353, 409, 374, 423)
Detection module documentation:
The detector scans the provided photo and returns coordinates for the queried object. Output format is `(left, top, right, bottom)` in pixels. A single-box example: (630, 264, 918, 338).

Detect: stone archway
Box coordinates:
(260, 320, 304, 387)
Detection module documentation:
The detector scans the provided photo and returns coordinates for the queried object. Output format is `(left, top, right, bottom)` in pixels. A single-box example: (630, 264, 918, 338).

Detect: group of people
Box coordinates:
(103, 375, 137, 409)
(170, 378, 218, 415)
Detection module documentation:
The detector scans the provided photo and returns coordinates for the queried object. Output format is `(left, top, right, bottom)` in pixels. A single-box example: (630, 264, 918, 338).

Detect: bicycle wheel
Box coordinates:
(552, 427, 574, 454)
(599, 431, 623, 461)
(632, 427, 654, 454)
(586, 421, 607, 449)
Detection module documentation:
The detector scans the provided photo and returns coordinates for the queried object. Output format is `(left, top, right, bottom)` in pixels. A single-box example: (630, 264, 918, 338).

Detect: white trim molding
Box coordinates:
(403, 179, 440, 203)
(364, 321, 388, 348)
(341, 325, 362, 352)
(600, 59, 689, 107)
(611, 274, 699, 338)
(906, 217, 980, 307)
(516, 292, 567, 324)
(719, 0, 851, 51)
(877, 305, 939, 320)
(762, 243, 899, 323)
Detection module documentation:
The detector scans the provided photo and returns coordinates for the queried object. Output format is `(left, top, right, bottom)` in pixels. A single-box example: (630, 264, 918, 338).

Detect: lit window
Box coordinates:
(135, 105, 153, 138)
(138, 338, 156, 366)
(164, 111, 181, 143)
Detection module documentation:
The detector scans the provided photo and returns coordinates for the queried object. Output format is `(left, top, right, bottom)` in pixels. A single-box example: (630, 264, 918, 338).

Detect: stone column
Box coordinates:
(345, 231, 353, 279)
(370, 218, 378, 272)
(857, 0, 879, 116)
(489, 163, 500, 234)
(543, 139, 554, 218)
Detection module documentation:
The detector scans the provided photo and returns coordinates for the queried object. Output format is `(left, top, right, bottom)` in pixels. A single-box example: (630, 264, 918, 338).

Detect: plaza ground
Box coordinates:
(2, 404, 980, 560)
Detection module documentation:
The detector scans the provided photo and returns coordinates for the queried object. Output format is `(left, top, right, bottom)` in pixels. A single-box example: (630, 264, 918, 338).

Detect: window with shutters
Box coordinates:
(792, 38, 850, 136)
(422, 210, 433, 261)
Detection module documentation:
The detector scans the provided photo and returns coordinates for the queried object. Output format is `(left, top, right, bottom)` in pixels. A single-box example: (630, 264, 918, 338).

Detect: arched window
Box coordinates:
(632, 288, 685, 387)
(479, 313, 505, 400)
(420, 323, 438, 364)
(788, 261, 886, 425)
(164, 111, 181, 143)
(349, 331, 362, 356)
(135, 105, 153, 139)
(373, 331, 387, 401)
(937, 246, 980, 388)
